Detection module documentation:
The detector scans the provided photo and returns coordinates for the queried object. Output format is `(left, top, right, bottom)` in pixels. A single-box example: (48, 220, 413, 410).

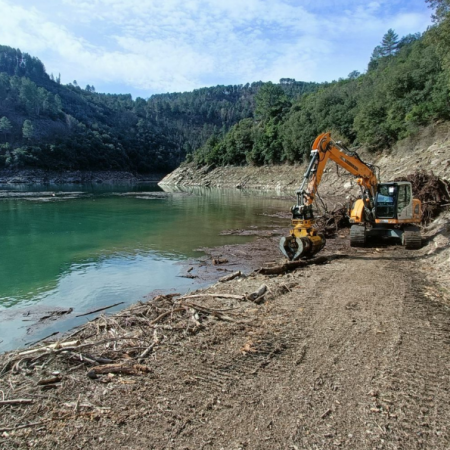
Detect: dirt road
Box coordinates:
(1, 230, 450, 449)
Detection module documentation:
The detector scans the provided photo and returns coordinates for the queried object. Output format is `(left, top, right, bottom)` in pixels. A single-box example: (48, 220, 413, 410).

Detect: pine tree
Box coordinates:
(380, 29, 399, 56)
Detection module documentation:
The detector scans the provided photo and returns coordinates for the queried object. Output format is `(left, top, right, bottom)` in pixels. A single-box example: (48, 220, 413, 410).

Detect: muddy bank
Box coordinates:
(0, 169, 166, 185)
(160, 122, 450, 193)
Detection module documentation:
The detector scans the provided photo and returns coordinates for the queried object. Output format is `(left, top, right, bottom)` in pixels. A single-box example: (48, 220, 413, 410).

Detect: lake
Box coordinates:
(0, 183, 289, 351)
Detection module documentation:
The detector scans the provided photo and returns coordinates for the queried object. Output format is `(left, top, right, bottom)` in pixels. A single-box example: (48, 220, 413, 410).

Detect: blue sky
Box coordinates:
(0, 0, 432, 98)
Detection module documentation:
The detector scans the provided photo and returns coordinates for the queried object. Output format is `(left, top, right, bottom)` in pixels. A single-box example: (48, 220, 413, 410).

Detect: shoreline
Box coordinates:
(0, 169, 166, 185)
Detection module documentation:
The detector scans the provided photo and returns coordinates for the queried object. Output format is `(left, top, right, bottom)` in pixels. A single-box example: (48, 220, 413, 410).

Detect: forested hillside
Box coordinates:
(0, 49, 316, 173)
(1, 0, 448, 173)
(192, 0, 450, 166)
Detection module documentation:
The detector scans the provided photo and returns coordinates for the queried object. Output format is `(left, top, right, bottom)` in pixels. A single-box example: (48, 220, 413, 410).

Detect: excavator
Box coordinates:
(280, 132, 423, 260)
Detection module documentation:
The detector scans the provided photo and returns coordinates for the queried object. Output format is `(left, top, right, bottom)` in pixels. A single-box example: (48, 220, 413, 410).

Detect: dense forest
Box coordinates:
(0, 0, 448, 173)
(192, 0, 450, 166)
(0, 50, 316, 172)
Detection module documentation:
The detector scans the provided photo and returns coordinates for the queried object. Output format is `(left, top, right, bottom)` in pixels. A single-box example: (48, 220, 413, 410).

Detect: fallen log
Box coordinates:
(87, 363, 151, 379)
(258, 255, 346, 275)
(19, 340, 81, 356)
(219, 271, 241, 282)
(178, 293, 244, 300)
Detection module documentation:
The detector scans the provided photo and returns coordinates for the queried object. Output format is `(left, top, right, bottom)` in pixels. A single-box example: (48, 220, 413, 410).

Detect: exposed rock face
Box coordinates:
(160, 122, 450, 193)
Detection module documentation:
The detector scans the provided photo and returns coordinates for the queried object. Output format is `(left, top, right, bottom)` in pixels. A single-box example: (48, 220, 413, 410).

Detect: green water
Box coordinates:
(0, 184, 288, 351)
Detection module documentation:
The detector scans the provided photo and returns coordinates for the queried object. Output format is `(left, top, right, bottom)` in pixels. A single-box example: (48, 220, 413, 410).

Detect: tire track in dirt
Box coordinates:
(368, 265, 450, 449)
(167, 254, 450, 450)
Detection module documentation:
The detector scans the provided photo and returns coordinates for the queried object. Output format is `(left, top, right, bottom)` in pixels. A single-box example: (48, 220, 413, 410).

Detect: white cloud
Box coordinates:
(0, 0, 432, 95)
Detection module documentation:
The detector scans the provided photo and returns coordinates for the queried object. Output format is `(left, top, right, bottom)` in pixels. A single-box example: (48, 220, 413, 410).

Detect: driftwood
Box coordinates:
(178, 293, 245, 301)
(258, 255, 347, 275)
(247, 285, 267, 303)
(138, 342, 157, 360)
(181, 302, 236, 322)
(76, 302, 125, 317)
(87, 363, 151, 378)
(39, 308, 73, 322)
(219, 271, 242, 282)
(37, 376, 62, 386)
(148, 308, 185, 326)
(19, 340, 81, 356)
(0, 399, 34, 406)
(212, 257, 229, 265)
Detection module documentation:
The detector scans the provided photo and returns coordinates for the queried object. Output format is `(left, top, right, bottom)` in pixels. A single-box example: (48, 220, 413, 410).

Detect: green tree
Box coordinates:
(380, 29, 399, 56)
(22, 120, 34, 140)
(348, 70, 361, 79)
(368, 45, 384, 70)
(254, 82, 290, 122)
(426, 0, 450, 22)
(0, 116, 12, 140)
(426, 0, 450, 87)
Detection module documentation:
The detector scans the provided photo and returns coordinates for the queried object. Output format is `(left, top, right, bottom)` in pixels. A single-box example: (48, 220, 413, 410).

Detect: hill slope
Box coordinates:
(0, 46, 317, 174)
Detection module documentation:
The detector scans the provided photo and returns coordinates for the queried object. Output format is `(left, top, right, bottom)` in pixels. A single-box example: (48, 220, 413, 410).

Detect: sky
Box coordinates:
(0, 0, 433, 98)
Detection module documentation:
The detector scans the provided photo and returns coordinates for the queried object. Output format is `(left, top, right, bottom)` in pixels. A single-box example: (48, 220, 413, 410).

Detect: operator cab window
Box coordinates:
(376, 185, 396, 218)
(397, 184, 411, 214)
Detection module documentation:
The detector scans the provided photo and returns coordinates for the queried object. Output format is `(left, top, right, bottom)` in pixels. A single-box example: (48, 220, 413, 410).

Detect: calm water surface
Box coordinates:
(0, 183, 288, 351)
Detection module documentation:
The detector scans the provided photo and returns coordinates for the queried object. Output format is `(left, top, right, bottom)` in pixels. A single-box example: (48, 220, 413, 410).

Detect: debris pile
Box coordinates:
(0, 292, 246, 382)
(395, 171, 450, 223)
(315, 204, 350, 237)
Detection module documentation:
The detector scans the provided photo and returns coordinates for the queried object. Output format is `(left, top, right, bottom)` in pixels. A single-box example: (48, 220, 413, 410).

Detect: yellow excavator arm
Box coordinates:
(301, 133, 378, 208)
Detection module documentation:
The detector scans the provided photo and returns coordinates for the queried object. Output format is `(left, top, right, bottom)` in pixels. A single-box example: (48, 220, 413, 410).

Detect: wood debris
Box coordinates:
(315, 205, 350, 237)
(219, 271, 242, 282)
(395, 170, 450, 222)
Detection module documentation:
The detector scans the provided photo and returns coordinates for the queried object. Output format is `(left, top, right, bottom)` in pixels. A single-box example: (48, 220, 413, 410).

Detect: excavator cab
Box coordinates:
(350, 181, 422, 249)
(375, 184, 397, 218)
(375, 182, 413, 220)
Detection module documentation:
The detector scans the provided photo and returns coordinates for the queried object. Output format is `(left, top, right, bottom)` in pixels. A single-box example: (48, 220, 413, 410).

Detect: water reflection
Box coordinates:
(0, 184, 288, 351)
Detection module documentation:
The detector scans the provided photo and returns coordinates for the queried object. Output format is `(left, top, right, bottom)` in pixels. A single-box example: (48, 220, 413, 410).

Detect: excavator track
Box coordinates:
(402, 230, 422, 249)
(350, 225, 366, 247)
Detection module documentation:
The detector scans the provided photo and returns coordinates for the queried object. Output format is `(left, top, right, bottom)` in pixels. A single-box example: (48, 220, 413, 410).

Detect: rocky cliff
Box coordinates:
(159, 123, 450, 195)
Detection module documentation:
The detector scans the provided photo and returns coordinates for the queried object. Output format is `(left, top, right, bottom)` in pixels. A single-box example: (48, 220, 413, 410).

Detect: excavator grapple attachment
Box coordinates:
(280, 234, 326, 261)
